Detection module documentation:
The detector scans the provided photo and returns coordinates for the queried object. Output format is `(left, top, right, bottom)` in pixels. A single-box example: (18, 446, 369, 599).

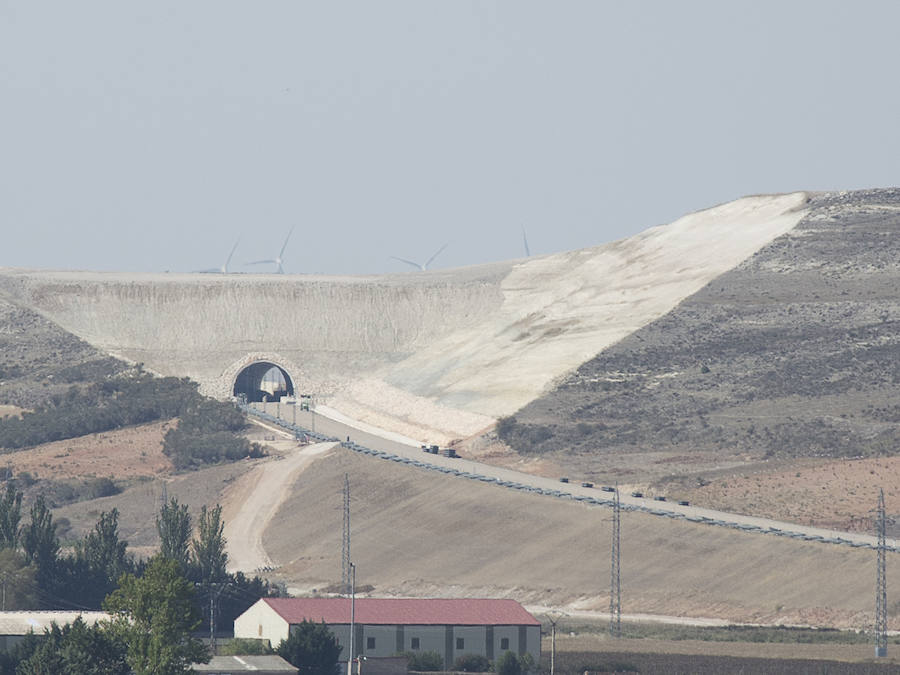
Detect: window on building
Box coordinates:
(411, 638, 420, 650)
(456, 637, 464, 650)
(367, 637, 376, 650)
(500, 638, 509, 650)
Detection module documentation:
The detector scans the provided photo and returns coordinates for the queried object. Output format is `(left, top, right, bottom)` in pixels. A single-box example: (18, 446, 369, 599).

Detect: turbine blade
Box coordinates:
(280, 227, 295, 258)
(224, 237, 241, 271)
(390, 256, 424, 270)
(247, 259, 276, 266)
(522, 228, 530, 257)
(424, 242, 448, 270)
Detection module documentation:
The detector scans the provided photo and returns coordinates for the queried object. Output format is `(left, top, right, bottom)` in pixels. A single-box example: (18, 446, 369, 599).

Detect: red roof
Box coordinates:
(263, 598, 539, 626)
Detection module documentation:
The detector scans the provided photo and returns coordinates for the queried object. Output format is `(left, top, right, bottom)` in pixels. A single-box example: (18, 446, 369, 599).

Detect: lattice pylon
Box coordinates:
(876, 488, 887, 657)
(342, 474, 351, 595)
(609, 485, 621, 638)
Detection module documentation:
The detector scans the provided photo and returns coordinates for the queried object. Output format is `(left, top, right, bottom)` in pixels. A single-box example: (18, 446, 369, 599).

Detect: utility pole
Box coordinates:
(208, 582, 227, 655)
(876, 488, 888, 658)
(347, 562, 356, 675)
(342, 474, 351, 594)
(609, 485, 621, 638)
(546, 612, 565, 675)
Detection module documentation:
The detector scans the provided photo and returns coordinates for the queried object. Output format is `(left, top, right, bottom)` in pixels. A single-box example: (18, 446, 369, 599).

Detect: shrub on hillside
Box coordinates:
(496, 415, 554, 453)
(0, 371, 258, 471)
(0, 374, 201, 450)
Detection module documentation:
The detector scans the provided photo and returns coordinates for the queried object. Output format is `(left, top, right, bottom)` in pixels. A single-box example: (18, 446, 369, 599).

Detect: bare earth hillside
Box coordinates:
(0, 296, 125, 408)
(258, 447, 899, 630)
(501, 190, 900, 498)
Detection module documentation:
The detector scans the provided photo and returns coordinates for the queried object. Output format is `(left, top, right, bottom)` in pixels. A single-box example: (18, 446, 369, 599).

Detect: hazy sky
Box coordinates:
(2, 2, 899, 275)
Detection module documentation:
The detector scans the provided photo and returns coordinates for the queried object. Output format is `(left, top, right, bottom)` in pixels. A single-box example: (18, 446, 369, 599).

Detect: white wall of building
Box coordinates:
(233, 600, 291, 647)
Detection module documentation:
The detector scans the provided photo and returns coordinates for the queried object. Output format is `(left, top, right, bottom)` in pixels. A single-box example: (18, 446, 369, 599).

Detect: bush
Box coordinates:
(16, 471, 36, 487)
(0, 374, 202, 450)
(0, 372, 254, 472)
(454, 653, 491, 672)
(494, 651, 521, 675)
(496, 416, 517, 439)
(401, 650, 443, 671)
(85, 476, 120, 499)
(220, 638, 273, 655)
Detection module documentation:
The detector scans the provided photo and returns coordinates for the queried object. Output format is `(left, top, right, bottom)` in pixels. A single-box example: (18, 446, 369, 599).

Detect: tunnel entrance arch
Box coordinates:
(232, 361, 295, 403)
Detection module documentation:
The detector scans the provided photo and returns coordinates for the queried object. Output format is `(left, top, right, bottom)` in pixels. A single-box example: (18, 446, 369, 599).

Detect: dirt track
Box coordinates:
(222, 440, 336, 573)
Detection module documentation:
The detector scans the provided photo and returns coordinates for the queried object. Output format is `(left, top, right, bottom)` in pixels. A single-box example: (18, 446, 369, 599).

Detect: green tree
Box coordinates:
(192, 504, 227, 585)
(16, 617, 129, 675)
(495, 651, 523, 675)
(0, 548, 36, 610)
(75, 509, 131, 605)
(104, 555, 209, 674)
(0, 484, 22, 550)
(22, 495, 59, 590)
(275, 620, 341, 675)
(157, 497, 191, 569)
(76, 509, 129, 579)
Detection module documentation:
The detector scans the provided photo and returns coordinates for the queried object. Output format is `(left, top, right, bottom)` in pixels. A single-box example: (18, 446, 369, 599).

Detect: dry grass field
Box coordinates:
(679, 456, 900, 534)
(548, 634, 900, 674)
(0, 420, 174, 481)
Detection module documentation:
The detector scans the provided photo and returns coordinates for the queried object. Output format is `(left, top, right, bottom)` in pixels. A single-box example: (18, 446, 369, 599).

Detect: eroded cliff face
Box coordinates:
(0, 192, 809, 441)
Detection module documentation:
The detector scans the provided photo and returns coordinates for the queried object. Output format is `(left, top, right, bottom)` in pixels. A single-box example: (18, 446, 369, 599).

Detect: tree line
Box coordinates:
(0, 373, 262, 468)
(0, 487, 282, 674)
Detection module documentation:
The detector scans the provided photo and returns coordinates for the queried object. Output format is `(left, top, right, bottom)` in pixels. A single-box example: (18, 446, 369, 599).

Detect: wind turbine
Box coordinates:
(390, 243, 448, 271)
(196, 238, 241, 274)
(522, 227, 531, 257)
(247, 227, 294, 274)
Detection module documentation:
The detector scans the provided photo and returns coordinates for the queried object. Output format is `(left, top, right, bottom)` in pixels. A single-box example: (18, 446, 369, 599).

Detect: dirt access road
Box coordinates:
(222, 422, 336, 573)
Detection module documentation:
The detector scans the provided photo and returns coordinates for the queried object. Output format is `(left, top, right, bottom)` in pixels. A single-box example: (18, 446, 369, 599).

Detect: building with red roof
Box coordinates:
(234, 598, 540, 670)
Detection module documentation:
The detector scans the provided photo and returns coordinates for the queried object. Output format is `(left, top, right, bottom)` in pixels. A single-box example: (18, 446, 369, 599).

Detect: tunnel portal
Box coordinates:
(233, 361, 295, 402)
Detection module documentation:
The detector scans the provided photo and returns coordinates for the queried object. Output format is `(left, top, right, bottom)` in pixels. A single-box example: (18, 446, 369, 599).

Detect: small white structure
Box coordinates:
(234, 598, 540, 670)
(0, 611, 111, 651)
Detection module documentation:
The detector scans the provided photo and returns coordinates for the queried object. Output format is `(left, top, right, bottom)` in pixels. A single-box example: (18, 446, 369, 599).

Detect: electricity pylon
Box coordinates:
(610, 485, 621, 638)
